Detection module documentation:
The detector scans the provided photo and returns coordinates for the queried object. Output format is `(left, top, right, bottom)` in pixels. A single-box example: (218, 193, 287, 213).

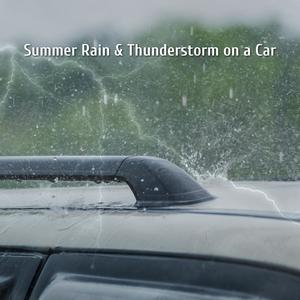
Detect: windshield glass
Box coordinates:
(0, 1, 299, 217)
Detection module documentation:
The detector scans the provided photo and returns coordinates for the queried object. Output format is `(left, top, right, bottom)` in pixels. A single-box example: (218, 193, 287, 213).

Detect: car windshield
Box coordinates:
(0, 1, 299, 219)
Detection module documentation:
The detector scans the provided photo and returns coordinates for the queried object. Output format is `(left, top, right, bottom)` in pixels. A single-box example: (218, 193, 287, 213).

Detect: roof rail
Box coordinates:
(0, 156, 213, 208)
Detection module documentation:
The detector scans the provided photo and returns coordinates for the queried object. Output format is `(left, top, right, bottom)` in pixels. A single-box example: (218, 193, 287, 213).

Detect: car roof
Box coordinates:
(0, 181, 299, 272)
(0, 156, 299, 272)
(0, 203, 299, 272)
(0, 180, 299, 213)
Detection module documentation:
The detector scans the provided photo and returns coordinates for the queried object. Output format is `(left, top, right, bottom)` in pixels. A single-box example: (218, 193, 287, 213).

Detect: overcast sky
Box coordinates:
(0, 0, 299, 44)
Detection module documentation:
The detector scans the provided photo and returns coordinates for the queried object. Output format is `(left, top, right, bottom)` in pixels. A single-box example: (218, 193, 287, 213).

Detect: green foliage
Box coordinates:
(0, 22, 299, 180)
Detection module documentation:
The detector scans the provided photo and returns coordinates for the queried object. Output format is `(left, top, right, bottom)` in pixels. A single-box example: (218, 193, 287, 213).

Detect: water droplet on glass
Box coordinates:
(229, 87, 234, 99)
(103, 93, 108, 105)
(182, 95, 187, 107)
(82, 105, 86, 117)
(190, 26, 194, 36)
(114, 94, 118, 103)
(279, 152, 284, 163)
(193, 73, 197, 84)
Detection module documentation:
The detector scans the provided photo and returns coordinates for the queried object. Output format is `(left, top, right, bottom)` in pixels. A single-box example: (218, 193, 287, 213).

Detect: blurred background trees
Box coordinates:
(0, 22, 299, 180)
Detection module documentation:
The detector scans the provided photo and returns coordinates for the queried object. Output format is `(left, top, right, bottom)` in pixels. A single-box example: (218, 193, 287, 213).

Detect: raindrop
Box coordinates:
(279, 152, 284, 163)
(153, 187, 159, 192)
(114, 94, 118, 103)
(229, 87, 234, 99)
(190, 26, 194, 36)
(182, 95, 187, 107)
(82, 105, 86, 117)
(103, 93, 108, 105)
(193, 74, 197, 84)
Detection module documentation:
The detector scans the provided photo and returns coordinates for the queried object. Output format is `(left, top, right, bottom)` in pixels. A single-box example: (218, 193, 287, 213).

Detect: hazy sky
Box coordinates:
(0, 0, 298, 44)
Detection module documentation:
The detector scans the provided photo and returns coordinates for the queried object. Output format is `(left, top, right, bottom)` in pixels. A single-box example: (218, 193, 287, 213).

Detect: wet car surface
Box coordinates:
(0, 156, 299, 299)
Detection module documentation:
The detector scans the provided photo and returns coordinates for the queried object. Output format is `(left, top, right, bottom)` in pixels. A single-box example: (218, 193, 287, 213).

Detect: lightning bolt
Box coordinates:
(46, 57, 107, 152)
(231, 180, 300, 226)
(0, 46, 16, 110)
(45, 56, 183, 159)
(198, 173, 300, 226)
